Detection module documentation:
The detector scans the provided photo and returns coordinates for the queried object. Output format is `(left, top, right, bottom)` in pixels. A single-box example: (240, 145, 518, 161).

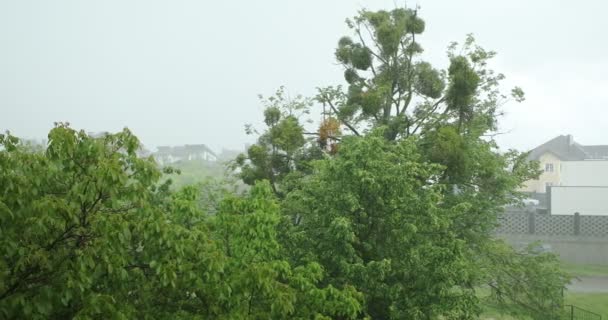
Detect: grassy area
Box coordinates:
(426, 292, 608, 319)
(561, 262, 608, 277)
(565, 292, 608, 318)
(559, 263, 608, 318)
(480, 307, 527, 319)
(480, 292, 608, 319)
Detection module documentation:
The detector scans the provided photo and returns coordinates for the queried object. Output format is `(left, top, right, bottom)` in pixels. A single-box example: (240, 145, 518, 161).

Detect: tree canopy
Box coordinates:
(0, 125, 361, 319)
(233, 6, 568, 320)
(1, 6, 570, 320)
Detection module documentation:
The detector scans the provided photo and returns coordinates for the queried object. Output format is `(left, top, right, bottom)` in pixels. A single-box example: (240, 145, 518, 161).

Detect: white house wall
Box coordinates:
(560, 160, 608, 186)
(550, 186, 608, 216)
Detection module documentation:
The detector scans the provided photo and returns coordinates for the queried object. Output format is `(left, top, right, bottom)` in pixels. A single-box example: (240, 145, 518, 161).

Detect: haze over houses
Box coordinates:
(153, 144, 217, 165)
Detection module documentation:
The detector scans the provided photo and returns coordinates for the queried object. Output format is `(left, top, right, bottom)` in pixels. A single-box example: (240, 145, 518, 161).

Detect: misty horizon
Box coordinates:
(2, 0, 608, 153)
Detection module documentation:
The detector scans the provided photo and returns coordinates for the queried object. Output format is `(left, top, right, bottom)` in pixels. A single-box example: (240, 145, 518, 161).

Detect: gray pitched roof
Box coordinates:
(528, 135, 608, 161)
(580, 145, 608, 159)
(527, 135, 587, 160)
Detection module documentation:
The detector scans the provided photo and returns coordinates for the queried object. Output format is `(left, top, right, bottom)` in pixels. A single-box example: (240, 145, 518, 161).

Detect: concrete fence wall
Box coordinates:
(496, 212, 608, 237)
(496, 212, 608, 265)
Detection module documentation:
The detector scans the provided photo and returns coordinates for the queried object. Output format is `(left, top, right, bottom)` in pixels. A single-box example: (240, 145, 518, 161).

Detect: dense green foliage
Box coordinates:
(283, 133, 480, 319)
(0, 125, 361, 319)
(316, 8, 524, 141)
(234, 87, 323, 197)
(233, 6, 569, 320)
(1, 6, 571, 320)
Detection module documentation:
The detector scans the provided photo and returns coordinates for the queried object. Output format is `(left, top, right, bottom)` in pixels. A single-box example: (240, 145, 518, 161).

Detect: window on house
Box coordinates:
(545, 163, 554, 172)
(545, 182, 553, 192)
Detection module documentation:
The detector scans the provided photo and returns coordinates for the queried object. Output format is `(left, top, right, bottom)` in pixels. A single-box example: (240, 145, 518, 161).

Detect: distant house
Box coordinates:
(522, 135, 608, 193)
(522, 135, 608, 216)
(154, 144, 217, 165)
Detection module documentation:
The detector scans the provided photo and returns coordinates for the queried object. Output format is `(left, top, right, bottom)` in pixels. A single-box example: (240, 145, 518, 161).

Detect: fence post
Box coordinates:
(573, 212, 580, 236)
(570, 304, 574, 320)
(528, 211, 535, 235)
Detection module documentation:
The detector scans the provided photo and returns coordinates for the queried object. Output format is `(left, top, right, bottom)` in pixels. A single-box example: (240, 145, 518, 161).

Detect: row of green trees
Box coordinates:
(1, 7, 569, 319)
(0, 125, 364, 319)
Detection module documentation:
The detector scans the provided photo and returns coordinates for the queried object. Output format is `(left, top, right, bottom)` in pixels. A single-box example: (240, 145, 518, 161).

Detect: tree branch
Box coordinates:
(321, 96, 361, 136)
(357, 22, 387, 66)
(410, 97, 446, 135)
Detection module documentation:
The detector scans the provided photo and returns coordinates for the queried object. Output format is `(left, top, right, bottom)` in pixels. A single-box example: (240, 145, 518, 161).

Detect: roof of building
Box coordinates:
(580, 145, 608, 160)
(528, 135, 608, 161)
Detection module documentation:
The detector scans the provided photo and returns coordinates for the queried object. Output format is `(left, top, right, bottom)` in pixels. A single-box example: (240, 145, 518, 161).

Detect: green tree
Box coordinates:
(318, 8, 524, 141)
(0, 125, 361, 319)
(283, 132, 480, 319)
(0, 124, 170, 318)
(204, 181, 362, 319)
(234, 87, 323, 197)
(239, 6, 568, 319)
(481, 241, 569, 320)
(281, 132, 568, 319)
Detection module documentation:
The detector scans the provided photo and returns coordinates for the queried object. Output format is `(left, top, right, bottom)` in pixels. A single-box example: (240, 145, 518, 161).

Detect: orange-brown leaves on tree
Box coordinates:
(318, 117, 342, 153)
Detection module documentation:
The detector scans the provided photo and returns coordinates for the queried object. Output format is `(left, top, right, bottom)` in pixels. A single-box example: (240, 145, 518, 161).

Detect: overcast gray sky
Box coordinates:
(1, 0, 607, 153)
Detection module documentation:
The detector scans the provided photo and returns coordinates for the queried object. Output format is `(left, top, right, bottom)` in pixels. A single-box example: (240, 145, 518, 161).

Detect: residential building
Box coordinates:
(154, 144, 217, 165)
(550, 186, 608, 215)
(561, 161, 608, 186)
(522, 135, 608, 216)
(522, 135, 608, 193)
